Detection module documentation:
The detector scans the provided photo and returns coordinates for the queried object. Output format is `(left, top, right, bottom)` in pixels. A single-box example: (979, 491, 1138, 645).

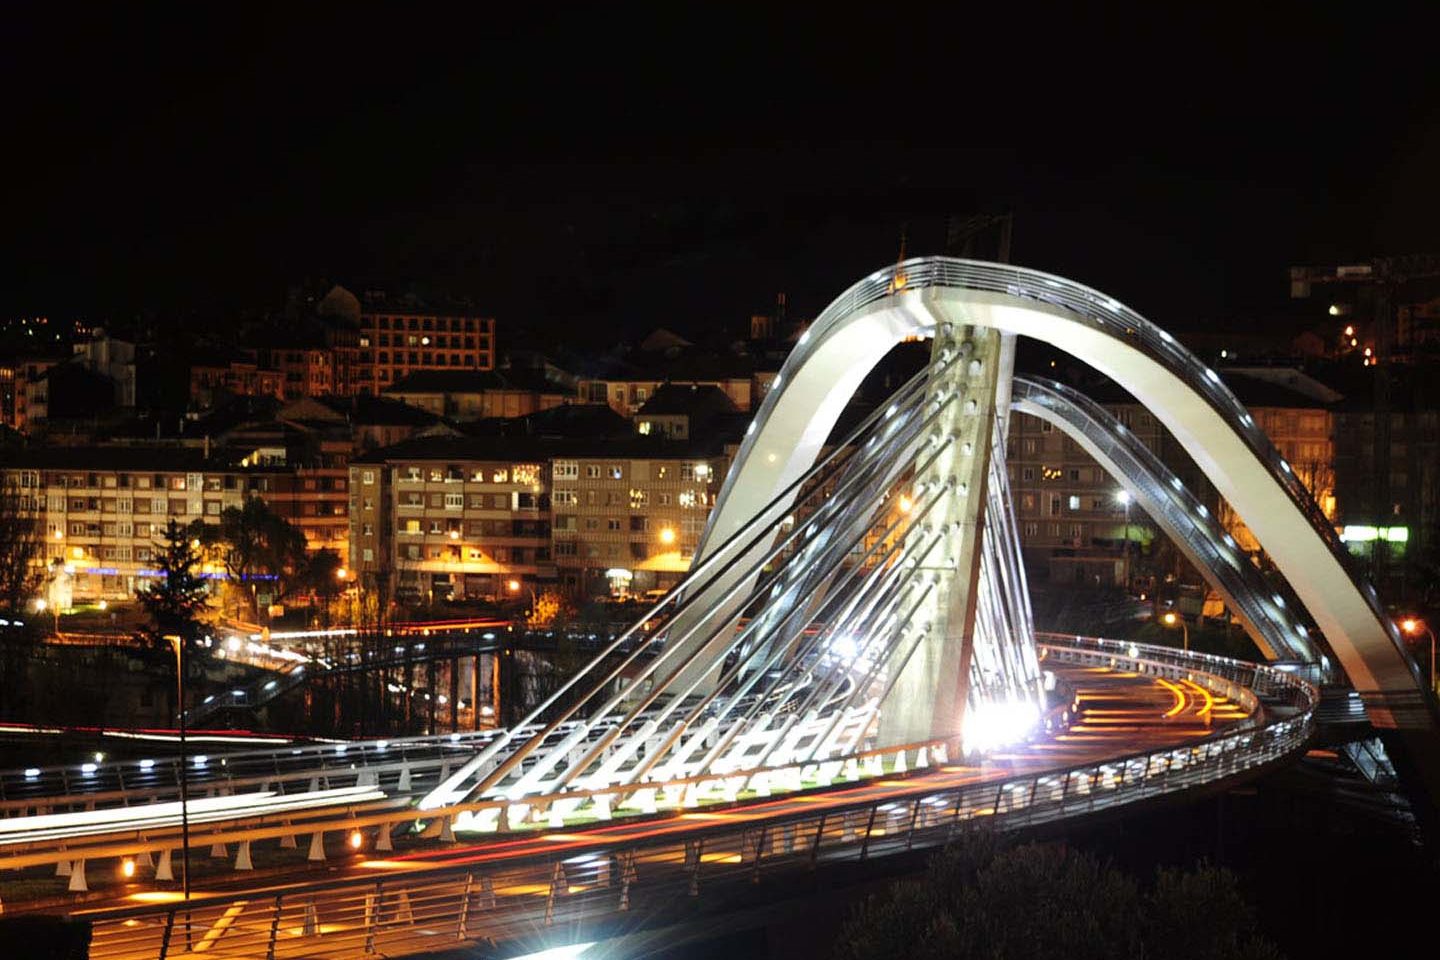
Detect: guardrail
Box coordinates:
(76, 635, 1317, 960)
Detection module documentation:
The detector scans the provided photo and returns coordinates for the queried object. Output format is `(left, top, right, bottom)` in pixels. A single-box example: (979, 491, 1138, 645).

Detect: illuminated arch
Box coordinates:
(700, 258, 1427, 728)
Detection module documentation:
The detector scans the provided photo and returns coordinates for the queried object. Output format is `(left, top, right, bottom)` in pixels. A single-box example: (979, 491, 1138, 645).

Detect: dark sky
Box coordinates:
(5, 6, 1439, 344)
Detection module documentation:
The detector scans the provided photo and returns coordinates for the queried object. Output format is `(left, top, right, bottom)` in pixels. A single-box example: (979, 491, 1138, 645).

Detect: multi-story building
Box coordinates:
(350, 435, 729, 601)
(1, 448, 352, 602)
(356, 308, 497, 396)
(384, 369, 570, 421)
(1006, 367, 1340, 586)
(1007, 399, 1168, 585)
(0, 357, 59, 432)
(188, 360, 285, 407)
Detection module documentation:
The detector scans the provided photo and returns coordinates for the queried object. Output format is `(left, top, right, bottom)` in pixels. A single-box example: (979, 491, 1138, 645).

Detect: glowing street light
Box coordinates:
(897, 494, 914, 514)
(507, 579, 521, 594)
(658, 527, 676, 546)
(1400, 618, 1437, 695)
(1161, 610, 1190, 652)
(336, 567, 348, 580)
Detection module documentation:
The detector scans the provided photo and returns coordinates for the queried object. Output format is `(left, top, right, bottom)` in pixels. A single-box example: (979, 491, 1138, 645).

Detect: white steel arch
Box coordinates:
(700, 258, 1430, 730)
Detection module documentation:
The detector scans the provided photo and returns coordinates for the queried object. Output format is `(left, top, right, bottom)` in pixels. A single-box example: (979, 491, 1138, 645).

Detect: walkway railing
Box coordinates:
(77, 635, 1317, 960)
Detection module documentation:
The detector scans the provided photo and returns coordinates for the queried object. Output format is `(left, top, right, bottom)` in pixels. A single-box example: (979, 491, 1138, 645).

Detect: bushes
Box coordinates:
(836, 839, 1281, 960)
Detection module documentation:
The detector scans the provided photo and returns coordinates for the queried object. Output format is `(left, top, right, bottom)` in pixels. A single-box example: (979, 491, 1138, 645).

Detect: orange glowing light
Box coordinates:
(658, 527, 676, 546)
(1401, 618, 1420, 634)
(120, 858, 136, 879)
(507, 579, 521, 593)
(348, 829, 364, 850)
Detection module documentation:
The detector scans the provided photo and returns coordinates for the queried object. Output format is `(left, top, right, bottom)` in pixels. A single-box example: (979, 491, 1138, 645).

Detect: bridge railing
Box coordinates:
(78, 636, 1317, 960)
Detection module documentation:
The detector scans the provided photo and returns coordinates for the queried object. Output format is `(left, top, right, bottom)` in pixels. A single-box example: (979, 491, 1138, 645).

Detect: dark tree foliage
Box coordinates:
(190, 498, 334, 612)
(0, 484, 43, 619)
(836, 839, 1282, 960)
(135, 519, 209, 651)
(0, 483, 44, 718)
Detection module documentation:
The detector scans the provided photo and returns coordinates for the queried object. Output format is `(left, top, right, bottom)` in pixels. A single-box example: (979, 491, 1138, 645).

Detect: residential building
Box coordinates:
(188, 359, 285, 407)
(1, 448, 353, 601)
(384, 369, 570, 421)
(356, 304, 497, 395)
(0, 357, 58, 432)
(350, 434, 730, 602)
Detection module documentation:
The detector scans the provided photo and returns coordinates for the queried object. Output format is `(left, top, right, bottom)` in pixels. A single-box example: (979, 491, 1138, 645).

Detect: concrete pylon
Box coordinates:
(376, 826, 394, 852)
(439, 815, 455, 843)
(55, 859, 71, 877)
(155, 848, 174, 881)
(67, 860, 87, 893)
(306, 832, 326, 862)
(209, 841, 228, 859)
(397, 763, 412, 793)
(234, 840, 253, 871)
(879, 323, 1001, 746)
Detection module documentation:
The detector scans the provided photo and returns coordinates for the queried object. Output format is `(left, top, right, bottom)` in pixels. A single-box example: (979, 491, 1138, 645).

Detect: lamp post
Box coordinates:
(1400, 618, 1437, 696)
(165, 635, 192, 905)
(1116, 490, 1132, 591)
(1161, 610, 1189, 652)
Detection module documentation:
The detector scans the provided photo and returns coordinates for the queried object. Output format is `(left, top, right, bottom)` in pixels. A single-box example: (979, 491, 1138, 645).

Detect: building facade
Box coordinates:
(350, 437, 728, 602)
(356, 311, 497, 395)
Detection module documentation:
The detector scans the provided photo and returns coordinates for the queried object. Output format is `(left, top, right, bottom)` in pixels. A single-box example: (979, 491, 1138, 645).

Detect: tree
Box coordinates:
(135, 520, 210, 651)
(836, 839, 1283, 960)
(0, 480, 43, 620)
(0, 480, 44, 719)
(190, 498, 309, 615)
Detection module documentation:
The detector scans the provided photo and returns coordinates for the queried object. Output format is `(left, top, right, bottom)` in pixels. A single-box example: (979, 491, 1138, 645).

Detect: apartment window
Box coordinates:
(404, 519, 421, 534)
(608, 465, 623, 480)
(553, 460, 579, 480)
(70, 522, 85, 535)
(428, 519, 443, 534)
(206, 501, 221, 515)
(553, 489, 578, 506)
(444, 493, 464, 510)
(606, 518, 621, 531)
(152, 498, 167, 514)
(1048, 495, 1061, 517)
(629, 516, 648, 532)
(658, 492, 671, 506)
(362, 523, 374, 536)
(117, 522, 132, 537)
(1022, 439, 1038, 455)
(1069, 523, 1084, 541)
(1068, 469, 1081, 482)
(1068, 495, 1080, 511)
(363, 498, 374, 511)
(363, 548, 374, 562)
(1040, 421, 1053, 433)
(1023, 522, 1038, 538)
(585, 465, 602, 479)
(584, 518, 600, 531)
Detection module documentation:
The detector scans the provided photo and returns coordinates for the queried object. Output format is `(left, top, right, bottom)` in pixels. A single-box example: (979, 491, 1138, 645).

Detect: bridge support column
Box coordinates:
(879, 319, 1002, 746)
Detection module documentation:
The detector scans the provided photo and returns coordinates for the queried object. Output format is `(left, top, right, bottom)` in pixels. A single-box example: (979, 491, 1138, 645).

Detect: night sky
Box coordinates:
(6, 6, 1439, 344)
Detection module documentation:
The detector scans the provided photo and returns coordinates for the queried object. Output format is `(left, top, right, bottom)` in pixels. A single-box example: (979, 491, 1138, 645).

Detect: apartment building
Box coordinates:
(1006, 367, 1339, 586)
(350, 435, 728, 601)
(356, 310, 497, 395)
(2, 449, 351, 602)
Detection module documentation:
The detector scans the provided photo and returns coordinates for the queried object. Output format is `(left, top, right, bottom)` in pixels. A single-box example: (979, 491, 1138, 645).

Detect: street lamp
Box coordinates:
(1161, 610, 1189, 652)
(165, 635, 193, 914)
(1116, 490, 1132, 591)
(1400, 618, 1437, 695)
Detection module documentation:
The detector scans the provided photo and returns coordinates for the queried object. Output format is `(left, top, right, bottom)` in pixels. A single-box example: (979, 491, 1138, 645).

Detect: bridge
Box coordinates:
(1, 257, 1434, 957)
